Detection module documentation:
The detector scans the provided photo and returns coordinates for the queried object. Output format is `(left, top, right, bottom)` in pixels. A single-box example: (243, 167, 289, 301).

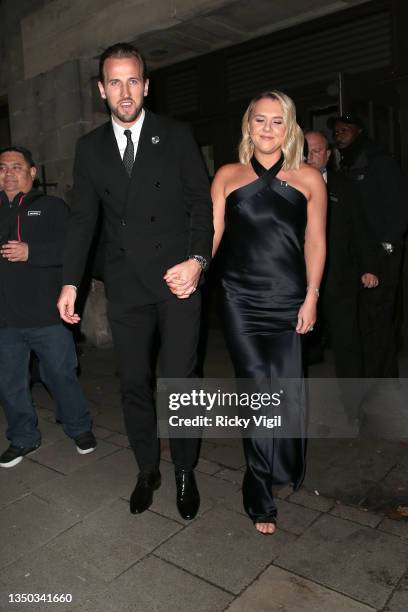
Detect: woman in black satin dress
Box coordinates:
(212, 91, 326, 534)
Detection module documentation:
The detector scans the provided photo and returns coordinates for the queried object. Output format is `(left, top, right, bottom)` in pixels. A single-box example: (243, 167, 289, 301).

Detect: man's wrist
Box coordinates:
(64, 284, 78, 292)
(188, 255, 208, 271)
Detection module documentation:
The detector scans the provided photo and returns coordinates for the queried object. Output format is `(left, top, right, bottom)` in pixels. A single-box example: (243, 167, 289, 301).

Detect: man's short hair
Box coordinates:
(327, 113, 365, 131)
(99, 42, 148, 83)
(304, 130, 330, 149)
(0, 146, 36, 167)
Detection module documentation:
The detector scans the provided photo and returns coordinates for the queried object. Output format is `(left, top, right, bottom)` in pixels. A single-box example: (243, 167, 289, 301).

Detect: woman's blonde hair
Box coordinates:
(238, 90, 304, 170)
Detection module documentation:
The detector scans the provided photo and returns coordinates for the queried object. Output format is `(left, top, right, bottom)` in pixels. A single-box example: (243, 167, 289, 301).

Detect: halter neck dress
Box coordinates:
(220, 155, 307, 523)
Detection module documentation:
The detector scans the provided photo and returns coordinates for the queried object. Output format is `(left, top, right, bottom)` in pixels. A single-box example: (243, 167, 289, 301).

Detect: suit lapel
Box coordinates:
(99, 121, 130, 205)
(127, 109, 166, 204)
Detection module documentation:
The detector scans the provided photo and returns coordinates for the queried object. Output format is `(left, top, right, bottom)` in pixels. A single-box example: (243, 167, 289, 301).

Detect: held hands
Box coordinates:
(296, 292, 317, 334)
(0, 240, 29, 262)
(361, 273, 379, 289)
(164, 259, 201, 299)
(57, 285, 81, 324)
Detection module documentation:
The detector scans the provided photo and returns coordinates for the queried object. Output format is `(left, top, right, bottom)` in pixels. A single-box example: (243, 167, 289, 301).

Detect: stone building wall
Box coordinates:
(7, 58, 100, 200)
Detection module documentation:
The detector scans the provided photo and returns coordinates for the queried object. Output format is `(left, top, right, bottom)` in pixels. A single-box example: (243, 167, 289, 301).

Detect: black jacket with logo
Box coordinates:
(338, 134, 408, 246)
(0, 189, 68, 327)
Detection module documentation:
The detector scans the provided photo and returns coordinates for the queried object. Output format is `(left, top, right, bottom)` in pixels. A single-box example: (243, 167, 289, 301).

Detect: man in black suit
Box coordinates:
(305, 130, 380, 418)
(57, 43, 213, 520)
(332, 115, 408, 378)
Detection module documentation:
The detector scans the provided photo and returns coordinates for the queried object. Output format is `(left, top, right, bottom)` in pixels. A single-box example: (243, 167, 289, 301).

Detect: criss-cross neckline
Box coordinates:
(251, 154, 284, 182)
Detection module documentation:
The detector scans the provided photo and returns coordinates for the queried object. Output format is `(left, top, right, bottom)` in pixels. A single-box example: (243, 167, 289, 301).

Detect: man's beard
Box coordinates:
(109, 99, 143, 124)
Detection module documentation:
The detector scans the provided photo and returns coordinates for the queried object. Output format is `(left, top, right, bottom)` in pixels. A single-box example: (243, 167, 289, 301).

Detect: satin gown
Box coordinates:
(220, 155, 307, 523)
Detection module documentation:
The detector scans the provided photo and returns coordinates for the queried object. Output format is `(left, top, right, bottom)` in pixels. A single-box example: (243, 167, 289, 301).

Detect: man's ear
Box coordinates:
(326, 149, 332, 164)
(30, 166, 37, 181)
(144, 78, 149, 97)
(98, 80, 107, 100)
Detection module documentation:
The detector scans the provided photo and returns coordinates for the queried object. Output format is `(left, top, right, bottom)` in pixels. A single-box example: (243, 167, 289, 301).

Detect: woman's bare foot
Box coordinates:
(255, 522, 276, 535)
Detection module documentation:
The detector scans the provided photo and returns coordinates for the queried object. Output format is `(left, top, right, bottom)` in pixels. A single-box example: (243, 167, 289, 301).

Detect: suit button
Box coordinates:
(105, 189, 110, 195)
(155, 243, 162, 250)
(121, 219, 126, 226)
(150, 216, 156, 222)
(154, 181, 161, 188)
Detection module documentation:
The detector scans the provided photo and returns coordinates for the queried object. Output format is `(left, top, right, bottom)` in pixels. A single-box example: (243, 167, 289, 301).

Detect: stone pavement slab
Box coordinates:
(288, 488, 335, 512)
(104, 432, 129, 448)
(31, 384, 55, 411)
(226, 565, 376, 612)
(0, 458, 61, 509)
(93, 407, 127, 434)
(200, 439, 245, 469)
(0, 546, 106, 610)
(303, 439, 406, 506)
(75, 555, 233, 612)
(46, 499, 183, 582)
(0, 494, 79, 570)
(275, 513, 408, 609)
(31, 437, 119, 475)
(213, 467, 243, 484)
(155, 505, 296, 595)
(92, 425, 115, 440)
(34, 448, 136, 517)
(195, 456, 222, 475)
(274, 499, 320, 535)
(377, 517, 408, 539)
(34, 416, 69, 444)
(330, 502, 382, 528)
(384, 573, 408, 612)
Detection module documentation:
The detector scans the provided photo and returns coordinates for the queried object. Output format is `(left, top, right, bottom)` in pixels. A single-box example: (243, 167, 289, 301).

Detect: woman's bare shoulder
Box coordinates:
(214, 162, 244, 180)
(297, 162, 323, 183)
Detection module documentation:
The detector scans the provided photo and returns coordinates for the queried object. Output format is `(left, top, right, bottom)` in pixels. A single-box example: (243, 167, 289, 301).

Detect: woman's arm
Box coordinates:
(296, 167, 327, 334)
(211, 166, 229, 256)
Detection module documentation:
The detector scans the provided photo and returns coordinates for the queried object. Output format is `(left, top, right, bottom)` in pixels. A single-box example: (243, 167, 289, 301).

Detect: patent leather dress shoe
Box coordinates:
(130, 471, 161, 514)
(175, 469, 200, 520)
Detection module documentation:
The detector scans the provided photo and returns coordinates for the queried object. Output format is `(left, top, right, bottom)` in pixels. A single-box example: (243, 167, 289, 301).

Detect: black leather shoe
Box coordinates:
(130, 471, 161, 514)
(175, 469, 200, 520)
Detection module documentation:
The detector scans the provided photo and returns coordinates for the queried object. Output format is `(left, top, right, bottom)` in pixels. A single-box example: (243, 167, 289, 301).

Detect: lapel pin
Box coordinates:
(152, 136, 160, 144)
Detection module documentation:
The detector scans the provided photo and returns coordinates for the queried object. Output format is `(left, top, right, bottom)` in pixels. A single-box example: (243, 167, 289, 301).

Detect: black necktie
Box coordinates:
(123, 129, 134, 176)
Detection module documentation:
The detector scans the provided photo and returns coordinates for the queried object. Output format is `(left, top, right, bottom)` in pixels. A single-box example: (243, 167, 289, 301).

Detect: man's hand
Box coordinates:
(57, 285, 81, 324)
(164, 259, 201, 299)
(361, 273, 379, 289)
(0, 240, 29, 262)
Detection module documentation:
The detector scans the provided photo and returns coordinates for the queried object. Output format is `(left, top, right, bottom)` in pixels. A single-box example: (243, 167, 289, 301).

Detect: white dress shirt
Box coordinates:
(111, 109, 145, 160)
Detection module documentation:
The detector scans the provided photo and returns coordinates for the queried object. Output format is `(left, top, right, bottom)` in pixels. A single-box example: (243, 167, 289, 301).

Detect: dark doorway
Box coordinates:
(0, 98, 11, 148)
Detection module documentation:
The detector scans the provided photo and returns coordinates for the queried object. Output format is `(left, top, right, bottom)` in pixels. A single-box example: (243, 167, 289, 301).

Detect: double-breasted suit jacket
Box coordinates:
(63, 109, 213, 305)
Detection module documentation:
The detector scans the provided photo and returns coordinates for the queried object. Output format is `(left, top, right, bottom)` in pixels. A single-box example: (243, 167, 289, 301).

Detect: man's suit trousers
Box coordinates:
(108, 292, 201, 472)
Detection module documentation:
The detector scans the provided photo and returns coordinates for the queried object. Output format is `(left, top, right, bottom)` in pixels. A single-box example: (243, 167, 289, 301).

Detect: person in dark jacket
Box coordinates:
(332, 115, 408, 379)
(306, 129, 388, 420)
(0, 146, 96, 468)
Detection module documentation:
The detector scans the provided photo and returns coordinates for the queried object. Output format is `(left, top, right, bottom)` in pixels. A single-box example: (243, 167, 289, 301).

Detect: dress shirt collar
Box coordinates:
(320, 168, 328, 184)
(111, 108, 145, 143)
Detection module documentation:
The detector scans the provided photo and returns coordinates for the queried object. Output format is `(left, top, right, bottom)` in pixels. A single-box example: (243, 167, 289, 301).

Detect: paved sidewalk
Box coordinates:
(0, 331, 407, 611)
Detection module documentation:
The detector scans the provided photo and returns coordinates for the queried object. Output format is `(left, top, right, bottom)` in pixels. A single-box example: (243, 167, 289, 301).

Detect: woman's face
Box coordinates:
(248, 98, 286, 156)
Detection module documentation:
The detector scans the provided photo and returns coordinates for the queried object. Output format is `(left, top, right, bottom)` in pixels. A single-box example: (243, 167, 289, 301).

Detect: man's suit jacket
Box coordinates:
(63, 109, 213, 305)
(325, 169, 379, 296)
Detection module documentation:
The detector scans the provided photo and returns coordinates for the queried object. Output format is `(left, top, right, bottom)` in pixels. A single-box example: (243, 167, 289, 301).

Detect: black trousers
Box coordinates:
(108, 292, 201, 472)
(326, 247, 403, 380)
